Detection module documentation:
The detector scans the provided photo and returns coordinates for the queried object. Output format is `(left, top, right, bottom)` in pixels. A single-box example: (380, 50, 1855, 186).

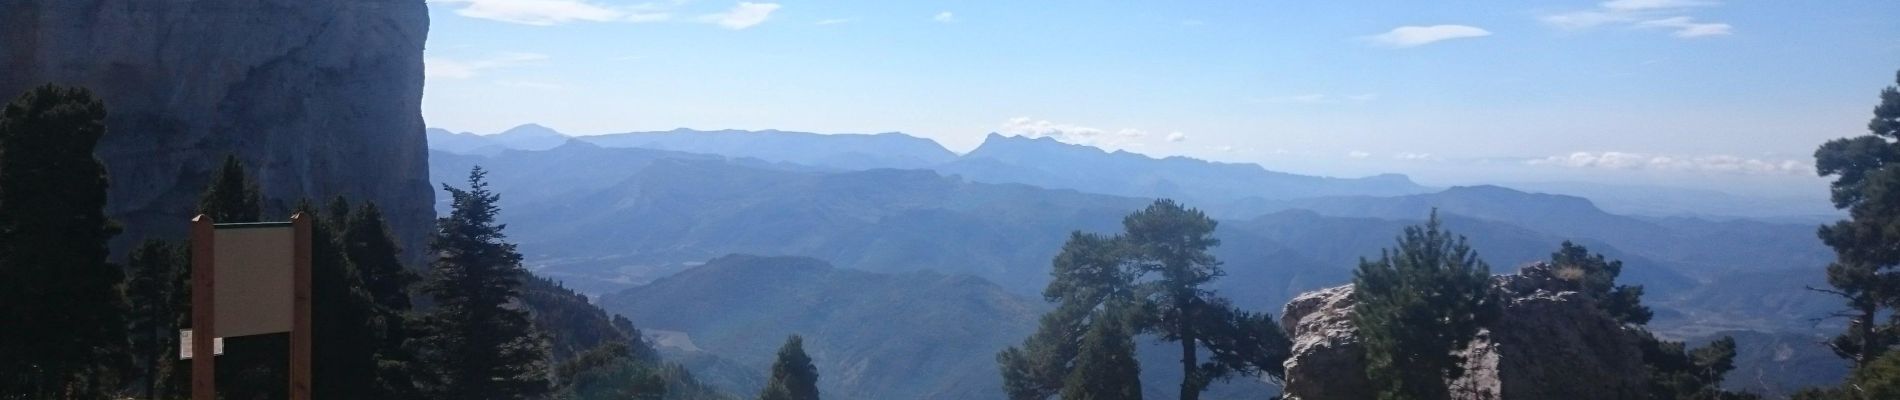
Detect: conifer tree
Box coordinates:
(1813, 69, 1900, 368)
(758, 335, 820, 400)
(1059, 312, 1141, 400)
(0, 84, 129, 400)
(339, 201, 423, 398)
(1550, 241, 1652, 325)
(304, 201, 386, 399)
(125, 240, 187, 399)
(199, 154, 262, 223)
(1352, 211, 1496, 400)
(417, 166, 551, 400)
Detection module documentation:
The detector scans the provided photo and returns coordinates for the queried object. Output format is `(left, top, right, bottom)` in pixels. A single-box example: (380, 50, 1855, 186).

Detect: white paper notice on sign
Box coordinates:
(179, 329, 225, 359)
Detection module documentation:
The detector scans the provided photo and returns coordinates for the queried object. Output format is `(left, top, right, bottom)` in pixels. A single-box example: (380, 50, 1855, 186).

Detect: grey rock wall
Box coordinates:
(1, 0, 434, 255)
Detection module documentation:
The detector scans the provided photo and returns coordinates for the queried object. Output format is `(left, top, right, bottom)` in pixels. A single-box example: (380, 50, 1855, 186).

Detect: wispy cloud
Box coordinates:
(1347, 151, 1372, 159)
(431, 0, 672, 26)
(1254, 93, 1380, 104)
(425, 52, 549, 79)
(1635, 17, 1731, 38)
(1541, 0, 1731, 38)
(1527, 151, 1811, 175)
(998, 117, 1175, 149)
(934, 11, 956, 23)
(700, 2, 781, 29)
(1367, 25, 1491, 48)
(1395, 152, 1438, 161)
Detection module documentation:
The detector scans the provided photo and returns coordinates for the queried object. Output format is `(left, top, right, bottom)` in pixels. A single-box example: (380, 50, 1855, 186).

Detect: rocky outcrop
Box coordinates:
(1280, 263, 1648, 400)
(0, 0, 434, 254)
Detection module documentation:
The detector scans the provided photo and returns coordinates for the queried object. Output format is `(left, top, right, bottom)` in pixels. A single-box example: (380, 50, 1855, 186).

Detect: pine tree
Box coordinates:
(199, 154, 262, 223)
(1000, 201, 1289, 400)
(1059, 312, 1141, 400)
(758, 335, 819, 400)
(338, 201, 423, 398)
(1352, 211, 1496, 400)
(1549, 241, 1653, 325)
(1813, 69, 1900, 368)
(0, 84, 129, 400)
(1123, 200, 1283, 400)
(417, 166, 551, 400)
(125, 240, 187, 399)
(304, 200, 386, 399)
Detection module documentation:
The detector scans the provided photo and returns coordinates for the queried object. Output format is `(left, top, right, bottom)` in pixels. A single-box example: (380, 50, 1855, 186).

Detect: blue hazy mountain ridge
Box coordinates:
(424, 130, 1845, 396)
(583, 128, 960, 170)
(941, 133, 1431, 202)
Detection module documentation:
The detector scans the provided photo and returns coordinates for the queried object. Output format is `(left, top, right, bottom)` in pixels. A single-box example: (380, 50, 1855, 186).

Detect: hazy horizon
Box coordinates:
(420, 0, 1899, 198)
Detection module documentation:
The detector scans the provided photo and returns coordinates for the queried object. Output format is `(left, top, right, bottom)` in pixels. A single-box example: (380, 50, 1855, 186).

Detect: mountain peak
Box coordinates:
(498, 123, 566, 138)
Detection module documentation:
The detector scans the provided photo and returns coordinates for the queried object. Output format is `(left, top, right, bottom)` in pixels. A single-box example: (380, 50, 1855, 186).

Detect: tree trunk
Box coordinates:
(1179, 298, 1199, 400)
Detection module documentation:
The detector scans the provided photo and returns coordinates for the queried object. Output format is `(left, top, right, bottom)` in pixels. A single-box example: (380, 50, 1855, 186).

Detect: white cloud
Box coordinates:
(1367, 25, 1491, 48)
(1258, 93, 1380, 104)
(1636, 16, 1731, 38)
(496, 80, 564, 90)
(700, 2, 781, 29)
(998, 117, 1172, 149)
(1347, 151, 1372, 159)
(1601, 0, 1717, 11)
(431, 0, 673, 26)
(1395, 152, 1438, 161)
(816, 18, 852, 25)
(934, 11, 956, 23)
(1527, 151, 1811, 175)
(1166, 132, 1188, 142)
(1541, 0, 1731, 38)
(425, 52, 550, 79)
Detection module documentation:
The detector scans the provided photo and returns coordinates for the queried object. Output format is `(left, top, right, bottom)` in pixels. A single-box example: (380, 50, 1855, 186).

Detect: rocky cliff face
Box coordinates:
(1279, 263, 1648, 400)
(1, 0, 434, 252)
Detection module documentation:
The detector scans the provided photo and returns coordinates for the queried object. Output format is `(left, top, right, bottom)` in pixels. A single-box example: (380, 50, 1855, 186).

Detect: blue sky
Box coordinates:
(420, 0, 1900, 196)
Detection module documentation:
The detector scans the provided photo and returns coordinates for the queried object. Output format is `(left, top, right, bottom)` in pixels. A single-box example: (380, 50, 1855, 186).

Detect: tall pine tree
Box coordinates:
(418, 166, 551, 400)
(338, 201, 423, 398)
(1059, 309, 1140, 400)
(1351, 211, 1496, 400)
(758, 335, 819, 400)
(0, 84, 129, 400)
(125, 240, 187, 399)
(1813, 69, 1900, 368)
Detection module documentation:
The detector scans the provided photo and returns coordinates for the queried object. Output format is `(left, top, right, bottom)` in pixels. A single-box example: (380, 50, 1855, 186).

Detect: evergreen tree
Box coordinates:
(0, 84, 129, 400)
(417, 166, 551, 400)
(758, 335, 819, 400)
(1550, 241, 1653, 325)
(554, 343, 666, 400)
(304, 201, 386, 399)
(1059, 311, 1141, 400)
(338, 201, 423, 398)
(198, 154, 262, 223)
(1123, 200, 1283, 400)
(1351, 211, 1496, 400)
(125, 240, 187, 399)
(999, 201, 1289, 400)
(1812, 69, 1900, 368)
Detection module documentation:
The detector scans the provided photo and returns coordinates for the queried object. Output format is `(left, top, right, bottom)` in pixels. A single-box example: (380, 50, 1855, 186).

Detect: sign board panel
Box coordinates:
(178, 329, 225, 359)
(212, 223, 296, 337)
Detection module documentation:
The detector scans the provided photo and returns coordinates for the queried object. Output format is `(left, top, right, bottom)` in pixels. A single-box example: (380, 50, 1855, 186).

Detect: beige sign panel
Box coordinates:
(213, 224, 296, 337)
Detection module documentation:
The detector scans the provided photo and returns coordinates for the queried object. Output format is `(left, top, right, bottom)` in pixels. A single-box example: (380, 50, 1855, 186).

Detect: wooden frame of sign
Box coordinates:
(190, 214, 312, 400)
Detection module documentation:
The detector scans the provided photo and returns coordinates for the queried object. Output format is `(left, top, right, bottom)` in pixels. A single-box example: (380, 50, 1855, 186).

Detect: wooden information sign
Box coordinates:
(190, 214, 312, 400)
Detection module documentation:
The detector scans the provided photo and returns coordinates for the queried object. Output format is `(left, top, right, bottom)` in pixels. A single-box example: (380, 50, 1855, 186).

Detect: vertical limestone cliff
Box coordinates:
(1, 0, 434, 253)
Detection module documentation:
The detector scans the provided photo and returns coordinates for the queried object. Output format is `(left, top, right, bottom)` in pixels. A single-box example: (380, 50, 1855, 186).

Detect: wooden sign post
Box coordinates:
(189, 214, 313, 400)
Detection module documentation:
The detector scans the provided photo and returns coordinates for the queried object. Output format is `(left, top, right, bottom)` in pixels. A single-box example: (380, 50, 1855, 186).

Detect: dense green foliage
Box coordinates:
(1551, 241, 1654, 325)
(758, 336, 820, 400)
(999, 200, 1290, 400)
(0, 84, 128, 400)
(1812, 69, 1900, 368)
(124, 240, 189, 399)
(1351, 212, 1496, 400)
(1059, 314, 1141, 400)
(416, 167, 553, 399)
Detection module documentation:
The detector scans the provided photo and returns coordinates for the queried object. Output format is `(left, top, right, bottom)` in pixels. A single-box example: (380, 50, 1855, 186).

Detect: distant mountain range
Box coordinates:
(425, 124, 1847, 397)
